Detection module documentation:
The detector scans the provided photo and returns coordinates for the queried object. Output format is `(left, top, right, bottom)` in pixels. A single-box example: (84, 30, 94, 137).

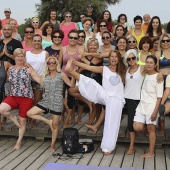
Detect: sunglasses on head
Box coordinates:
(69, 36, 78, 40)
(128, 40, 136, 44)
(32, 21, 39, 24)
(102, 36, 110, 40)
(47, 61, 57, 65)
(79, 35, 85, 38)
(161, 39, 170, 43)
(25, 31, 34, 34)
(65, 15, 72, 18)
(100, 24, 107, 27)
(127, 56, 136, 61)
(53, 35, 62, 39)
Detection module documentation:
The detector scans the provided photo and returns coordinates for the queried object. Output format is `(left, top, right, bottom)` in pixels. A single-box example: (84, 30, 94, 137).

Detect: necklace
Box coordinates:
(103, 44, 111, 51)
(129, 65, 139, 79)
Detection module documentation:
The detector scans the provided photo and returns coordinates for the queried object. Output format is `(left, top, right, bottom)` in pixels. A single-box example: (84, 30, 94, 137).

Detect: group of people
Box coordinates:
(0, 5, 170, 158)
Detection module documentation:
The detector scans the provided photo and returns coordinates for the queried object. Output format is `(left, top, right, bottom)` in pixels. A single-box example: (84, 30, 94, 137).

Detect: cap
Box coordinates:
(87, 5, 93, 8)
(4, 8, 11, 12)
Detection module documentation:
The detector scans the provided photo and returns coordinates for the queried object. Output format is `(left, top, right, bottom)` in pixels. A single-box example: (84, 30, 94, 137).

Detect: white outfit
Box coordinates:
(26, 51, 46, 76)
(134, 73, 163, 124)
(78, 66, 125, 153)
(96, 32, 103, 46)
(124, 66, 144, 100)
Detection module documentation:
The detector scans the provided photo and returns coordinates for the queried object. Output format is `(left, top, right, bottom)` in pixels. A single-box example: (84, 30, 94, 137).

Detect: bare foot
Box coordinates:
(157, 130, 165, 136)
(13, 142, 21, 150)
(13, 116, 22, 128)
(77, 119, 82, 125)
(85, 124, 97, 132)
(48, 119, 53, 131)
(126, 148, 135, 155)
(63, 125, 67, 129)
(49, 146, 55, 153)
(103, 152, 111, 156)
(65, 58, 74, 73)
(140, 152, 155, 158)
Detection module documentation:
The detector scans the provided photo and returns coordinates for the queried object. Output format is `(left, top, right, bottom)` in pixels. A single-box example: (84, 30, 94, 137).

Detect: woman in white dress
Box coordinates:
(65, 50, 126, 155)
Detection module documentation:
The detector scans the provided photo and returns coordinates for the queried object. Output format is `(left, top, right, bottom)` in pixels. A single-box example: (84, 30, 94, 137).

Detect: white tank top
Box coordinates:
(124, 66, 144, 100)
(96, 32, 103, 46)
(26, 51, 46, 76)
(102, 66, 125, 102)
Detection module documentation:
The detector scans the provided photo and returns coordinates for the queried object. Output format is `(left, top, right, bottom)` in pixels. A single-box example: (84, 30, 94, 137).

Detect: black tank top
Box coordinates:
(49, 20, 60, 30)
(81, 56, 103, 85)
(0, 61, 7, 91)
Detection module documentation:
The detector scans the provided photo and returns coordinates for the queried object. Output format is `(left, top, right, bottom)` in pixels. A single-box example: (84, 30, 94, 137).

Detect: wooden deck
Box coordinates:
(1, 109, 170, 144)
(0, 136, 170, 170)
(0, 109, 170, 170)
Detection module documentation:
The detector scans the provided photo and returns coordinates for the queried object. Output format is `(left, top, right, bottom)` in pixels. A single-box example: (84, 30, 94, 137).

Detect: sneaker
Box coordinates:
(159, 104, 165, 120)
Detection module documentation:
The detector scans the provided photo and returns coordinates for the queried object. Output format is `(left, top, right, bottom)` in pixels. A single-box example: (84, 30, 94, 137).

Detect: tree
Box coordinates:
(18, 18, 32, 36)
(36, 0, 121, 24)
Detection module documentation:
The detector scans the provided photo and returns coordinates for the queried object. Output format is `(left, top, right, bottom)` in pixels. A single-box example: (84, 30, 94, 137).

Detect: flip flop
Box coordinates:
(159, 104, 165, 120)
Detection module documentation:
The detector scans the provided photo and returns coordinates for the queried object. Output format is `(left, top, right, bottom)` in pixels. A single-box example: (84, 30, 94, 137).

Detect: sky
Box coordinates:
(0, 0, 169, 26)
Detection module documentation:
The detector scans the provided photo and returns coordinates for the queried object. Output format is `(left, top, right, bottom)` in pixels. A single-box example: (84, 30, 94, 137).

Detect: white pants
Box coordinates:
(78, 75, 124, 153)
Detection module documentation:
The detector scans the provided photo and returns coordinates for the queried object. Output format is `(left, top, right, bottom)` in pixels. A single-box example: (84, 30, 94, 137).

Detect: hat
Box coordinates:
(4, 8, 11, 12)
(87, 5, 93, 8)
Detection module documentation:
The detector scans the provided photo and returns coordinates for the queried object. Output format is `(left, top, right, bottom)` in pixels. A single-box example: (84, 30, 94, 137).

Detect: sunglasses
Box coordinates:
(47, 61, 57, 65)
(100, 24, 107, 27)
(53, 35, 62, 39)
(32, 21, 39, 24)
(65, 16, 72, 18)
(89, 38, 98, 41)
(69, 36, 78, 40)
(102, 36, 110, 40)
(25, 31, 34, 34)
(127, 56, 136, 61)
(161, 39, 170, 43)
(79, 35, 85, 38)
(80, 16, 85, 19)
(128, 40, 136, 44)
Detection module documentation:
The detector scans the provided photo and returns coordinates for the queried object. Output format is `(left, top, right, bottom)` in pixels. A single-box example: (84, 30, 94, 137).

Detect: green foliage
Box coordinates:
(36, 0, 121, 23)
(161, 23, 168, 31)
(18, 18, 32, 36)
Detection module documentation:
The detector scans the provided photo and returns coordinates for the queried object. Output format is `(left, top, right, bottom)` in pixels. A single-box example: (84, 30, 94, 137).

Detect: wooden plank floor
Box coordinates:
(0, 136, 169, 170)
(1, 109, 170, 145)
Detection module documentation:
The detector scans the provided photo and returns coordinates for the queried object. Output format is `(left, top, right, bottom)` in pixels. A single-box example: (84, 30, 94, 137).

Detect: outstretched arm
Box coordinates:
(73, 58, 103, 74)
(80, 51, 109, 59)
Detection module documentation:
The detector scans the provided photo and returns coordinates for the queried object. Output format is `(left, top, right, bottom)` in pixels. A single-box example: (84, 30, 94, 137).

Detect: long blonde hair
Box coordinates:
(40, 57, 61, 87)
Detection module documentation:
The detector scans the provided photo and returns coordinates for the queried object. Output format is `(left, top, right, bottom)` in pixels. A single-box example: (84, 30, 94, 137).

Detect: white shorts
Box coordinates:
(134, 112, 158, 125)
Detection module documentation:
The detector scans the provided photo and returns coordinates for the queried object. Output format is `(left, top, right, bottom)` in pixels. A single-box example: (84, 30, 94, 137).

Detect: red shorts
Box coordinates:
(3, 96, 33, 118)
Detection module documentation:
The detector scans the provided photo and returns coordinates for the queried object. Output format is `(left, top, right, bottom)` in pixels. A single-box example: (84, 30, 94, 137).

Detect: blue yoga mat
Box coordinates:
(42, 163, 146, 170)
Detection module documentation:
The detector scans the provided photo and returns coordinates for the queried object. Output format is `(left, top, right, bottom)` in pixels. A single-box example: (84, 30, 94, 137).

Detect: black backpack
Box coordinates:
(62, 128, 79, 154)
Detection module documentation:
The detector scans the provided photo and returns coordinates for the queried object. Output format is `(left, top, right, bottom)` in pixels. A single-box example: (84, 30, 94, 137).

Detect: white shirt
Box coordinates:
(26, 51, 46, 76)
(125, 66, 144, 100)
(136, 73, 163, 116)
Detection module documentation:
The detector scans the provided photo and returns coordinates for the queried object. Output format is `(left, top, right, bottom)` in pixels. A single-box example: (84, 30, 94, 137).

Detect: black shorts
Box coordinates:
(36, 104, 61, 115)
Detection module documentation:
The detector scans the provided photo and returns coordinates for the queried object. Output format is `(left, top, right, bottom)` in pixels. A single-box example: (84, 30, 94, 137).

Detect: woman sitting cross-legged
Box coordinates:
(27, 57, 75, 153)
(0, 48, 40, 150)
(65, 50, 126, 155)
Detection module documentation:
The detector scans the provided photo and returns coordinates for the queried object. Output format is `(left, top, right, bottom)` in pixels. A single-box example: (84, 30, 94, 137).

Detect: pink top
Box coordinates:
(1, 18, 18, 27)
(22, 41, 34, 51)
(36, 29, 42, 35)
(62, 45, 80, 77)
(61, 22, 76, 46)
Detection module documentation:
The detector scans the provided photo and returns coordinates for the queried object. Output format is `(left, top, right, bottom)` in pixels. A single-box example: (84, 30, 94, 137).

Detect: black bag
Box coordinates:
(78, 139, 94, 153)
(62, 128, 79, 154)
